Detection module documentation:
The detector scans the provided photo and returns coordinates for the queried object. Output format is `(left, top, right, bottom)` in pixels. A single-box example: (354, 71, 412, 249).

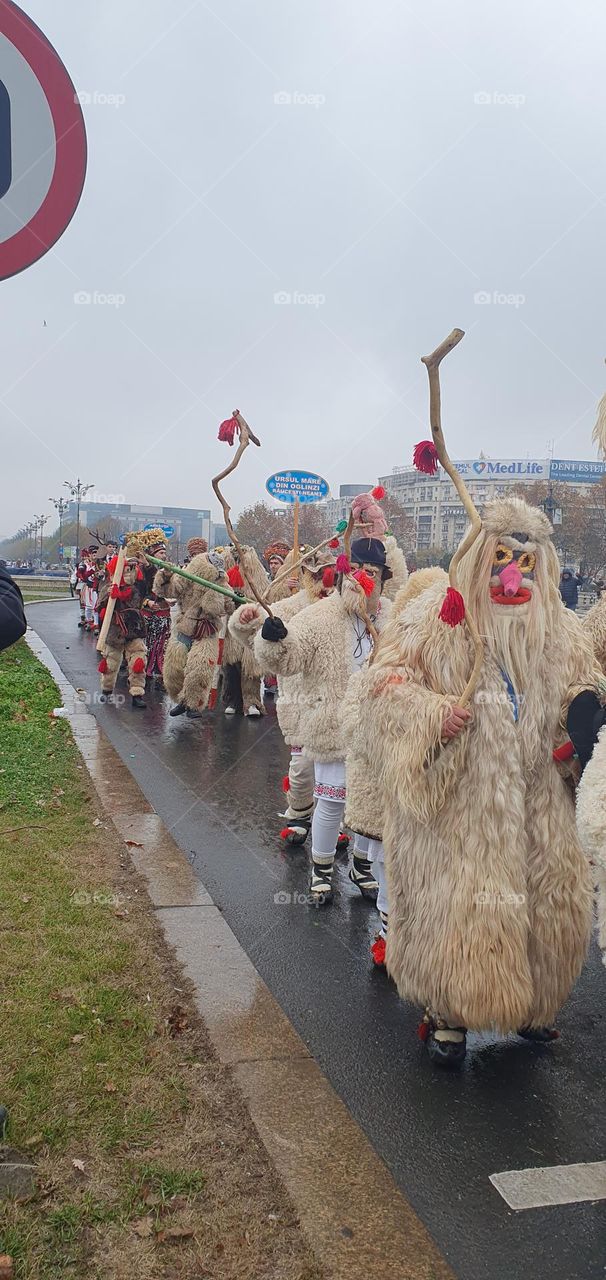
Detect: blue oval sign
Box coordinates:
(144, 521, 175, 538)
(266, 470, 329, 504)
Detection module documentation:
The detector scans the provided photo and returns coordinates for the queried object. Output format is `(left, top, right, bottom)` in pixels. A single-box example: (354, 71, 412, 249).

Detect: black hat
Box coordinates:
(350, 537, 392, 578)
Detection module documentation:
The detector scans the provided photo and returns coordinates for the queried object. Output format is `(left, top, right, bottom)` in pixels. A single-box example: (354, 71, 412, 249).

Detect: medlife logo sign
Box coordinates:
(454, 459, 549, 479)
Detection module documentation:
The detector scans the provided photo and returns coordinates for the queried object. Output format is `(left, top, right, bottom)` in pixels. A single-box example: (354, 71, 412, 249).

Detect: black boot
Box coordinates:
(423, 1016, 467, 1068)
(131, 694, 147, 709)
(186, 707, 204, 719)
(280, 816, 312, 846)
(348, 855, 379, 899)
(310, 857, 334, 904)
(518, 1025, 559, 1042)
(169, 701, 187, 717)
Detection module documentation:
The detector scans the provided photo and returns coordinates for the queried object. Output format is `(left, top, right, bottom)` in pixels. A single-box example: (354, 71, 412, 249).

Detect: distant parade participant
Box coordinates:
(354, 497, 601, 1066)
(140, 533, 172, 686)
(97, 549, 148, 708)
(154, 546, 234, 718)
(75, 548, 93, 627)
(77, 546, 101, 632)
(231, 537, 394, 901)
(220, 544, 272, 718)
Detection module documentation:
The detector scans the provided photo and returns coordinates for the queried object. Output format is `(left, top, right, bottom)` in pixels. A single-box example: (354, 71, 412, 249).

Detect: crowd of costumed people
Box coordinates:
(71, 366, 606, 1068)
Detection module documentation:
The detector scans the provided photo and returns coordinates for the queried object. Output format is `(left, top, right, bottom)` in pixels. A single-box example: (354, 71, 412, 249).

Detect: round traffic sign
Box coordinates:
(0, 1, 87, 281)
(266, 470, 330, 504)
(144, 522, 176, 539)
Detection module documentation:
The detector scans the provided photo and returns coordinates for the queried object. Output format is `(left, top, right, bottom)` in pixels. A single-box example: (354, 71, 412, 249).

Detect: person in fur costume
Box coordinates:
(220, 544, 270, 718)
(153, 548, 234, 719)
(349, 497, 601, 1066)
(575, 727, 606, 968)
(231, 537, 393, 901)
(139, 532, 172, 685)
(97, 552, 148, 708)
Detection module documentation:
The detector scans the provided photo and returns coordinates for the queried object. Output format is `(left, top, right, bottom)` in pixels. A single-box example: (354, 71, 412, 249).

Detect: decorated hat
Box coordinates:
(350, 537, 392, 578)
(303, 546, 338, 574)
(187, 536, 208, 557)
(264, 540, 291, 564)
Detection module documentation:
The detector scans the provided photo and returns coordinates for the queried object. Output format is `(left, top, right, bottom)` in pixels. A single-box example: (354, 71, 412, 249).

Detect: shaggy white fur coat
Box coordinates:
(154, 553, 233, 711)
(576, 726, 606, 966)
(356, 575, 598, 1031)
(231, 589, 392, 761)
(584, 595, 606, 672)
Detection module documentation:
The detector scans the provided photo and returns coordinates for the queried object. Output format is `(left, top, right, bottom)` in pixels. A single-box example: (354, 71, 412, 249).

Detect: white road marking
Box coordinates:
(490, 1162, 606, 1210)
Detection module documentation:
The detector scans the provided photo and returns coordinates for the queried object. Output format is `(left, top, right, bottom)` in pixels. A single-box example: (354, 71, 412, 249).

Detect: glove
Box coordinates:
(261, 616, 288, 642)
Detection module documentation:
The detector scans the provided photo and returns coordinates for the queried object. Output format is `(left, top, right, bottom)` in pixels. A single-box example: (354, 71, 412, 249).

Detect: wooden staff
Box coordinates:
(212, 410, 273, 616)
(292, 497, 300, 585)
(96, 545, 126, 652)
(421, 328, 484, 707)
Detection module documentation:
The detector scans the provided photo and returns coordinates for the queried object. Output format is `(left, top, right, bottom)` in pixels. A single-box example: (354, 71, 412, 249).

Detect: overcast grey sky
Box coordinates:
(2, 0, 606, 536)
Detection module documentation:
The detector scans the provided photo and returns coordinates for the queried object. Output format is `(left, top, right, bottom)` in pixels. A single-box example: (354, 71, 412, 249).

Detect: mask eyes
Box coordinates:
(494, 544, 513, 567)
(517, 550, 536, 575)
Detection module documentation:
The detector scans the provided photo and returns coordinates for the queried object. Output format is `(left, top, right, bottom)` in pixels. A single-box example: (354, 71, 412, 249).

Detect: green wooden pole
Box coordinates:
(145, 553, 252, 604)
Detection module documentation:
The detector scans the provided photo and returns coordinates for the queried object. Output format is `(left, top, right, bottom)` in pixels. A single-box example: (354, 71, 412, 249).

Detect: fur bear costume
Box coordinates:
(348, 498, 600, 1058)
(97, 555, 148, 705)
(575, 725, 606, 967)
(219, 544, 271, 717)
(154, 550, 233, 717)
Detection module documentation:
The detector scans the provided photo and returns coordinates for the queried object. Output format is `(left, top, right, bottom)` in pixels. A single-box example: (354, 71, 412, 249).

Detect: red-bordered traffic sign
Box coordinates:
(0, 0, 87, 280)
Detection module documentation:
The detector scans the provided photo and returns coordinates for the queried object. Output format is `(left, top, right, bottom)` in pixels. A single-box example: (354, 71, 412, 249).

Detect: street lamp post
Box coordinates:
(63, 478, 94, 560)
(35, 514, 50, 567)
(49, 496, 70, 561)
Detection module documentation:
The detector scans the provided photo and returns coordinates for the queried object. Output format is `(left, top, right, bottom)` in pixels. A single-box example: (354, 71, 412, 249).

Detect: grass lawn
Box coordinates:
(15, 582, 73, 605)
(0, 642, 322, 1280)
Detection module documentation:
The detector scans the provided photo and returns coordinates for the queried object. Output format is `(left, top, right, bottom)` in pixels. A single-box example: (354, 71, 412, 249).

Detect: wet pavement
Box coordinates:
(27, 601, 606, 1280)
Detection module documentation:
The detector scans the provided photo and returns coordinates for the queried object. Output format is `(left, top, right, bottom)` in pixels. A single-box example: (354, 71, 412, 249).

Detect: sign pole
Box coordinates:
(293, 497, 300, 581)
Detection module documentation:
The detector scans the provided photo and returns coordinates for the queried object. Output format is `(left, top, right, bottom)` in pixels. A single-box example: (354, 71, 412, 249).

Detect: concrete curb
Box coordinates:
(26, 626, 454, 1280)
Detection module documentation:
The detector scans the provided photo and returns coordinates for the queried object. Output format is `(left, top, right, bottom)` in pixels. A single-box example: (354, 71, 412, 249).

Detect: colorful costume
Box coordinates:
(348, 498, 600, 1065)
(140, 535, 171, 682)
(97, 555, 147, 707)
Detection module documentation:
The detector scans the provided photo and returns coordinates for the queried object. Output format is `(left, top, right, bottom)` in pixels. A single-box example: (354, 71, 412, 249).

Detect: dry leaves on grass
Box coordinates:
(124, 839, 143, 848)
(72, 1159, 86, 1175)
(166, 1006, 190, 1037)
(156, 1227, 195, 1244)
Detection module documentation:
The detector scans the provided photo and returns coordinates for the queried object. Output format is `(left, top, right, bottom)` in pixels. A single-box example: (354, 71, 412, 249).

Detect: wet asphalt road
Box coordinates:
(28, 602, 605, 1280)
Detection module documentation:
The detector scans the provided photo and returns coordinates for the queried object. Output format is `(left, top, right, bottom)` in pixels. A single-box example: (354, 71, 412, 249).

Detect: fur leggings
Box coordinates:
(100, 639, 146, 696)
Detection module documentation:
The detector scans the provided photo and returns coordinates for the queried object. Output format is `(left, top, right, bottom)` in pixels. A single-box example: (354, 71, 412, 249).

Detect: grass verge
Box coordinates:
(0, 641, 322, 1280)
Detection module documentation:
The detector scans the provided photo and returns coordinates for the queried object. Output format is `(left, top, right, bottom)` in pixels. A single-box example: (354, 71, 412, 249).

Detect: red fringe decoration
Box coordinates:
(322, 567, 335, 589)
(282, 776, 290, 794)
(98, 658, 108, 674)
(439, 587, 466, 627)
(371, 485, 386, 500)
(280, 827, 293, 840)
(336, 554, 351, 574)
(353, 569, 375, 597)
(417, 1020, 430, 1042)
(371, 936, 386, 966)
(227, 565, 245, 589)
(132, 657, 145, 674)
(218, 413, 240, 445)
(329, 537, 340, 549)
(553, 740, 574, 762)
(413, 439, 439, 475)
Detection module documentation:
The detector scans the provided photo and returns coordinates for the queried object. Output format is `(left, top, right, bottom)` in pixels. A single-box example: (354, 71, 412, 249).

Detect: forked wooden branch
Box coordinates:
(96, 546, 126, 652)
(211, 411, 273, 616)
(421, 328, 484, 707)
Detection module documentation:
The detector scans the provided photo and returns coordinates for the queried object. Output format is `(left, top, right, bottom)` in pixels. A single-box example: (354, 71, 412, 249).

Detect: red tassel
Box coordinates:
(227, 565, 245, 589)
(132, 657, 145, 674)
(218, 412, 240, 445)
(413, 439, 439, 475)
(98, 658, 108, 674)
(370, 936, 386, 966)
(439, 587, 466, 627)
(280, 827, 293, 840)
(329, 537, 340, 549)
(336, 554, 351, 574)
(371, 485, 386, 500)
(553, 740, 574, 762)
(353, 569, 375, 597)
(322, 567, 335, 589)
(281, 776, 290, 794)
(417, 1020, 430, 1042)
